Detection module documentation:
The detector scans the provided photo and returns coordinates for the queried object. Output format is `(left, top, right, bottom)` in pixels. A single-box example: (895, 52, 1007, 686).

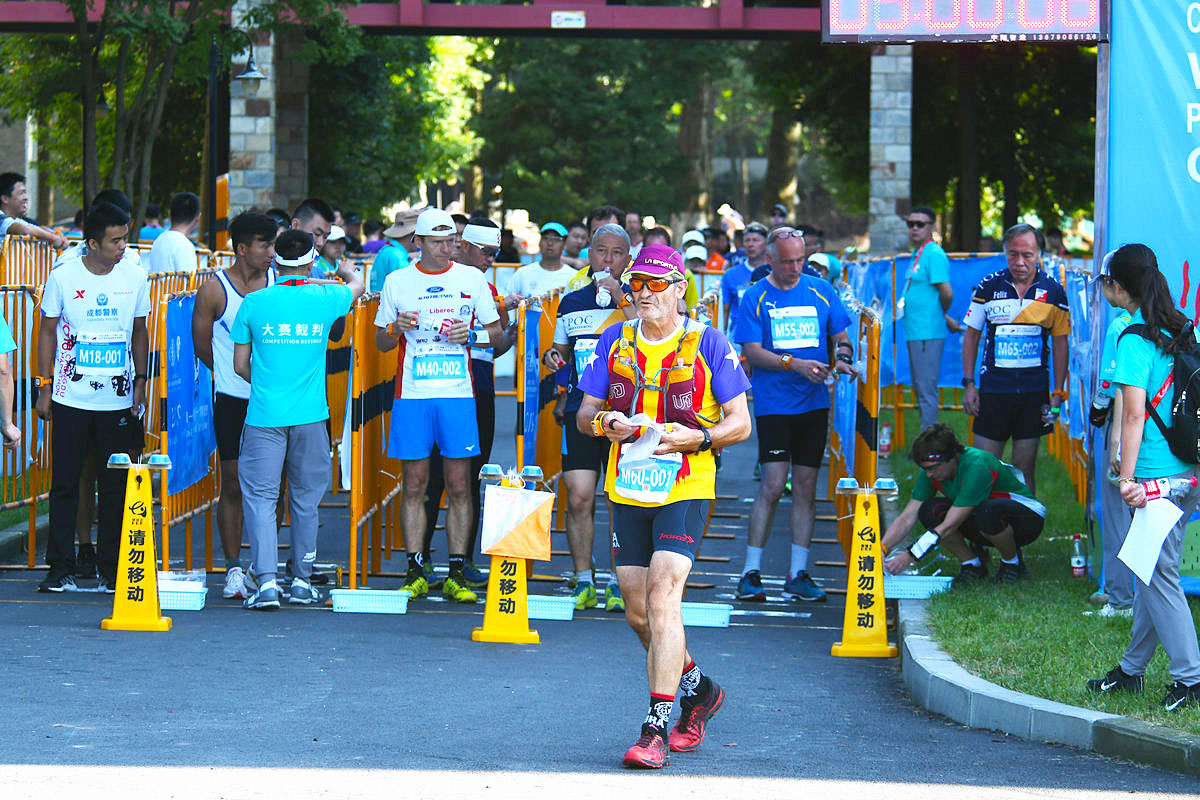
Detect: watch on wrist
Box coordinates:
(33, 375, 51, 389)
(591, 411, 607, 437)
(696, 426, 713, 453)
(836, 353, 854, 365)
(467, 329, 478, 346)
(779, 353, 793, 370)
(134, 373, 147, 382)
(617, 293, 633, 309)
(961, 377, 975, 387)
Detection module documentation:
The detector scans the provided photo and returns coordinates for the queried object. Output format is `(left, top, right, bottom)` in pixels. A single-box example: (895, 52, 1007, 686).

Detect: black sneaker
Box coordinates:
(993, 560, 1028, 583)
(97, 575, 117, 595)
(1161, 681, 1200, 712)
(1086, 665, 1144, 695)
(76, 544, 98, 579)
(951, 562, 988, 589)
(38, 573, 78, 593)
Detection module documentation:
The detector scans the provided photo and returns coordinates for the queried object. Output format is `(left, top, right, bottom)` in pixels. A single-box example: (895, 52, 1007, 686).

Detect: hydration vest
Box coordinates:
(607, 320, 703, 428)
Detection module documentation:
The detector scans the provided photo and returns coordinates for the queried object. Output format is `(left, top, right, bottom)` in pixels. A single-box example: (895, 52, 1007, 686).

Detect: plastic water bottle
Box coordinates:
(594, 269, 611, 308)
(879, 422, 891, 454)
(1141, 476, 1199, 501)
(1070, 534, 1086, 578)
(1091, 381, 1113, 413)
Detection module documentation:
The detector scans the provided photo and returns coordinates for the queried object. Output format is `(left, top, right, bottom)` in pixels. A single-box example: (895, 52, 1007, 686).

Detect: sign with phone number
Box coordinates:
(823, 0, 1107, 43)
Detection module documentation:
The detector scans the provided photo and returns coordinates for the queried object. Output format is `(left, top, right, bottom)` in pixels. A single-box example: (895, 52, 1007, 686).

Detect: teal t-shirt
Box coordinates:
(901, 240, 951, 341)
(369, 240, 409, 293)
(1097, 310, 1132, 399)
(0, 314, 15, 354)
(1112, 308, 1197, 478)
(231, 279, 355, 428)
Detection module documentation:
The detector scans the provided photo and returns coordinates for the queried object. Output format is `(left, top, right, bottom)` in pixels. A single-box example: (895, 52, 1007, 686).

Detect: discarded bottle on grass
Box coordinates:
(1070, 534, 1086, 578)
(1141, 476, 1199, 502)
(879, 422, 891, 454)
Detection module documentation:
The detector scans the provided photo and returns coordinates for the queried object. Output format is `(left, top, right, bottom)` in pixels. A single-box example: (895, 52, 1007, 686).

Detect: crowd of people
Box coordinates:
(3, 179, 1200, 757)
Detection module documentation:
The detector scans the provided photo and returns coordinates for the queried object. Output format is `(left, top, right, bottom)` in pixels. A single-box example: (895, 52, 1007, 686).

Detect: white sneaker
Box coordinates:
(223, 566, 249, 599)
(1097, 603, 1133, 618)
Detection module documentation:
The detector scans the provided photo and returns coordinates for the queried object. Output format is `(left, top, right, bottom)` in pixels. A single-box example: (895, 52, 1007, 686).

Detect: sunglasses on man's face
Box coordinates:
(906, 219, 932, 229)
(629, 276, 683, 293)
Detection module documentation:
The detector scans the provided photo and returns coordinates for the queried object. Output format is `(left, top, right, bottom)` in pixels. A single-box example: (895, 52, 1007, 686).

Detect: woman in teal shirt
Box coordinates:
(1087, 243, 1200, 711)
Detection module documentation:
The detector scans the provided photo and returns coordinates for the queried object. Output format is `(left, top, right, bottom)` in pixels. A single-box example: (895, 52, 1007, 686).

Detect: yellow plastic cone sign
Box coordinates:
(101, 465, 171, 632)
(472, 555, 540, 645)
(831, 493, 896, 658)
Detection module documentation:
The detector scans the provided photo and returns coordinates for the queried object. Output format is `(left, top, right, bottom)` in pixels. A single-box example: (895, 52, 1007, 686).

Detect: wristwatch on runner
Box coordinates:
(33, 375, 51, 389)
(961, 377, 974, 387)
(696, 426, 713, 453)
(779, 353, 793, 370)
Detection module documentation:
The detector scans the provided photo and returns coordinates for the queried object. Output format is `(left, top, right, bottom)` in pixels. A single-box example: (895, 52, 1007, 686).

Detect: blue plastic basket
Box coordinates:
(330, 588, 410, 614)
(158, 585, 207, 611)
(681, 601, 732, 628)
(882, 575, 953, 599)
(527, 594, 575, 621)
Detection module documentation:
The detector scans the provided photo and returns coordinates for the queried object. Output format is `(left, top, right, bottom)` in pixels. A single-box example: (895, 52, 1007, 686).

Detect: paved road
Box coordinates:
(2, 398, 1197, 797)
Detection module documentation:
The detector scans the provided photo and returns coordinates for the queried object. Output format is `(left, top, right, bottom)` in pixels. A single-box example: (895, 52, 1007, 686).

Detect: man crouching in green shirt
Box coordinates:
(232, 230, 365, 609)
(882, 423, 1046, 587)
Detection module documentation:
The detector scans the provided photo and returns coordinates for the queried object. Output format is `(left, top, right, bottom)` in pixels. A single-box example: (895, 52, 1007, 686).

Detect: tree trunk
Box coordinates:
(955, 46, 981, 251)
(76, 12, 99, 207)
(762, 105, 799, 219)
(1002, 122, 1020, 233)
(677, 80, 712, 221)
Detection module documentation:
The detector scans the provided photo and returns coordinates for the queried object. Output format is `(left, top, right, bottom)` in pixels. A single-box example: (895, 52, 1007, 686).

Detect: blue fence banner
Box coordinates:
(165, 296, 216, 493)
(833, 287, 860, 475)
(845, 254, 1004, 389)
(522, 303, 542, 467)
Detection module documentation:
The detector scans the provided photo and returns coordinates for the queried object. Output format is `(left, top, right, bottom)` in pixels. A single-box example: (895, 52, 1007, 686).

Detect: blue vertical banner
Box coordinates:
(165, 296, 216, 493)
(522, 304, 542, 467)
(1107, 1, 1200, 308)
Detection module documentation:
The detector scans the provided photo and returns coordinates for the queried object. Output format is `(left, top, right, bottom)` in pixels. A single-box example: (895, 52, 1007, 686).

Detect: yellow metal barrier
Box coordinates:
(0, 235, 58, 286)
(346, 294, 403, 588)
(0, 285, 51, 567)
(154, 290, 219, 572)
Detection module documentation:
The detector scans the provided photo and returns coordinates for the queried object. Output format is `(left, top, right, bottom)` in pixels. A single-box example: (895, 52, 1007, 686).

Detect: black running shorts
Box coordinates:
(972, 391, 1051, 442)
(918, 496, 1044, 548)
(755, 409, 829, 468)
(214, 392, 249, 461)
(562, 419, 609, 473)
(611, 499, 707, 567)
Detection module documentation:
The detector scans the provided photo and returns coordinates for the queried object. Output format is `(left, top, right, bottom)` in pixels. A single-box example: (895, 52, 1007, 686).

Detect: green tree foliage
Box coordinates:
(0, 0, 360, 226)
(307, 36, 488, 217)
(475, 37, 723, 224)
(913, 44, 1096, 243)
(746, 36, 872, 214)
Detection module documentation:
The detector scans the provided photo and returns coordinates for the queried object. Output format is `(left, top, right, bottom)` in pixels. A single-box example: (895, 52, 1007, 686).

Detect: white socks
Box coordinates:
(743, 545, 764, 575)
(790, 545, 810, 578)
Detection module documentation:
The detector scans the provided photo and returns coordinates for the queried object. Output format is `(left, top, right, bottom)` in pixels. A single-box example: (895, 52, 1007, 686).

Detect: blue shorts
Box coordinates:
(387, 396, 480, 460)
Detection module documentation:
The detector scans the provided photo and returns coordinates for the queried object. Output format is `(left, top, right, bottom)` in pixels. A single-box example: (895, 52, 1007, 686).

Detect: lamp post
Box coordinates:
(206, 30, 267, 251)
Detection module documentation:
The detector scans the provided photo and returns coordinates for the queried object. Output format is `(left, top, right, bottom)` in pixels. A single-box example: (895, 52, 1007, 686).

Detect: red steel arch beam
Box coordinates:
(0, 1, 820, 35)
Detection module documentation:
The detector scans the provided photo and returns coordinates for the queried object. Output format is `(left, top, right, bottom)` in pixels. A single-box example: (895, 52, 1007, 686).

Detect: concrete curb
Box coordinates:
(0, 513, 44, 565)
(897, 598, 1200, 777)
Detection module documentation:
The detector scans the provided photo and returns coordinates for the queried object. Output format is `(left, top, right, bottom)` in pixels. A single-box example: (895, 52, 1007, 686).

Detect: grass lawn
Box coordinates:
(884, 407, 1200, 736)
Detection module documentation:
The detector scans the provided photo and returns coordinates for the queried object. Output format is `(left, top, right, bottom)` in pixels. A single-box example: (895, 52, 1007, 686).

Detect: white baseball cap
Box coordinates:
(327, 224, 347, 242)
(681, 230, 705, 247)
(684, 243, 708, 263)
(415, 208, 456, 237)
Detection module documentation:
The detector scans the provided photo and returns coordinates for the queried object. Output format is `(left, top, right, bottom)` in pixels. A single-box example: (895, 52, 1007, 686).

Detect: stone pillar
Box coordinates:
(868, 45, 913, 256)
(273, 31, 309, 213)
(228, 26, 276, 213)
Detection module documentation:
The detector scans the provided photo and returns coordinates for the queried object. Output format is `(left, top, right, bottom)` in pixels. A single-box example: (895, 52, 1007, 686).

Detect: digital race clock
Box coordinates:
(822, 0, 1108, 43)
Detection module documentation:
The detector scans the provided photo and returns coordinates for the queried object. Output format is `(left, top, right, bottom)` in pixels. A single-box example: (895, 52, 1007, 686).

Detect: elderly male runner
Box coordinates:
(576, 244, 752, 769)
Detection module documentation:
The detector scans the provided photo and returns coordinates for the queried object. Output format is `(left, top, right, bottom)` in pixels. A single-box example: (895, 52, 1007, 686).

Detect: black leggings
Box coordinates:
(422, 360, 495, 557)
(918, 496, 1044, 549)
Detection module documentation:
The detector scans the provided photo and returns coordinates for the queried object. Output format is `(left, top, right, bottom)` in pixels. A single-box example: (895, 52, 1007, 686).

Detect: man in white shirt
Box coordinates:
(0, 171, 67, 248)
(506, 222, 574, 300)
(374, 208, 505, 604)
(145, 191, 200, 274)
(35, 201, 150, 594)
